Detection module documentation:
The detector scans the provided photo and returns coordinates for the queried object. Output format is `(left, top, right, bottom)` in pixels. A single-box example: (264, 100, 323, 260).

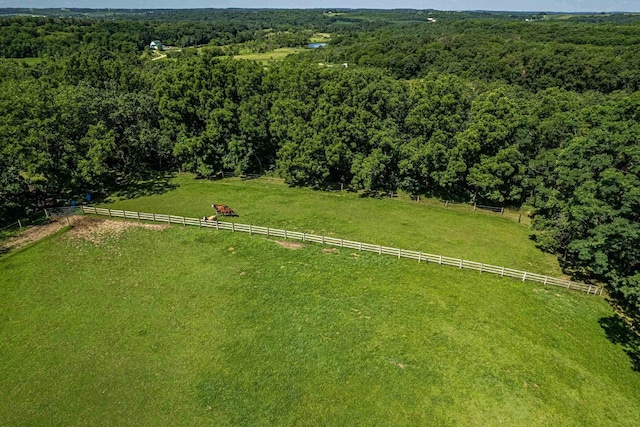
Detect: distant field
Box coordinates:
(12, 57, 43, 65)
(232, 47, 305, 63)
(310, 32, 331, 43)
(104, 174, 563, 276)
(1, 220, 638, 425)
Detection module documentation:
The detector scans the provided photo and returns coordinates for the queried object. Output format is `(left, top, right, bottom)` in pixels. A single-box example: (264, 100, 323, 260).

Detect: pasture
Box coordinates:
(12, 57, 43, 65)
(232, 47, 305, 64)
(105, 174, 563, 276)
(1, 174, 639, 425)
(0, 219, 639, 425)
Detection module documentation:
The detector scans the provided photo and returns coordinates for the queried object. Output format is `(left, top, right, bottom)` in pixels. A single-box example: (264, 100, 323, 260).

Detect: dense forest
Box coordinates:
(0, 9, 639, 321)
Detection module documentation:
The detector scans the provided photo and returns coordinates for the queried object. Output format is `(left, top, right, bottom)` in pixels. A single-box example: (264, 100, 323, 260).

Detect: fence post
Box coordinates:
(445, 201, 449, 208)
(473, 203, 477, 212)
(108, 209, 112, 218)
(215, 221, 219, 230)
(232, 223, 235, 232)
(522, 272, 527, 282)
(378, 246, 382, 255)
(439, 255, 442, 265)
(322, 236, 325, 244)
(198, 218, 201, 228)
(418, 252, 422, 263)
(44, 208, 49, 218)
(501, 267, 505, 277)
(66, 216, 70, 226)
(518, 214, 522, 223)
(480, 263, 483, 273)
(18, 219, 22, 229)
(249, 224, 252, 235)
(182, 216, 186, 226)
(397, 249, 401, 259)
(137, 211, 141, 222)
(588, 285, 592, 294)
(267, 227, 270, 236)
(341, 239, 344, 247)
(152, 213, 155, 222)
(544, 277, 548, 285)
(459, 259, 463, 269)
(500, 207, 504, 215)
(302, 232, 305, 241)
(358, 242, 362, 251)
(284, 230, 287, 239)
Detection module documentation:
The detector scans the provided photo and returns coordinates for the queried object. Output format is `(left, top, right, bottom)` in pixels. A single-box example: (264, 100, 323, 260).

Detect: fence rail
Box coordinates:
(79, 206, 603, 296)
(1, 209, 50, 234)
(475, 204, 504, 214)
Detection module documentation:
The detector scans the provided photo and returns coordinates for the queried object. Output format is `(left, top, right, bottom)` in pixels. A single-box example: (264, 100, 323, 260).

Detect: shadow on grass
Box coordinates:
(599, 315, 640, 372)
(112, 173, 178, 201)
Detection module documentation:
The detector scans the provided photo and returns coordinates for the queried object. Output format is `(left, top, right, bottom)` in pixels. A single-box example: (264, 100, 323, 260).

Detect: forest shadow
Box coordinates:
(112, 173, 178, 201)
(599, 315, 640, 372)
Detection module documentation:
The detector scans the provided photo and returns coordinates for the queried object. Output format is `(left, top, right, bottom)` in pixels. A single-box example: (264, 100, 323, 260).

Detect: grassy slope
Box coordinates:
(105, 174, 563, 276)
(0, 226, 638, 425)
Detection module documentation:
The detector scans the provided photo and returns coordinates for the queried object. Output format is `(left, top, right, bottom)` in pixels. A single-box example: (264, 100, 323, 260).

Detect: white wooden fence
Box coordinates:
(79, 206, 603, 296)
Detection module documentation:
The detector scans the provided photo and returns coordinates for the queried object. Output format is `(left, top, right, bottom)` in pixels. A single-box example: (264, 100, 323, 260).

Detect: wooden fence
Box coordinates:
(79, 206, 603, 296)
(1, 209, 50, 233)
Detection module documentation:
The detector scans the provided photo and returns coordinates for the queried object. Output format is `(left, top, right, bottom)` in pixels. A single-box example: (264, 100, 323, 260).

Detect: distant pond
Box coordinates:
(307, 43, 327, 48)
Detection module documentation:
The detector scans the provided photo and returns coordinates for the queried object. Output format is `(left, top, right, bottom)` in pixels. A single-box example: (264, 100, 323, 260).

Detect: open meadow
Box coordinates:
(0, 175, 639, 425)
(232, 47, 305, 64)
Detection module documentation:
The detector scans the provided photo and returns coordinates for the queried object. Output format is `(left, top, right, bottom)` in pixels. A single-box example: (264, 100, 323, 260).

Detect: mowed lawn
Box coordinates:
(105, 174, 563, 276)
(0, 225, 639, 425)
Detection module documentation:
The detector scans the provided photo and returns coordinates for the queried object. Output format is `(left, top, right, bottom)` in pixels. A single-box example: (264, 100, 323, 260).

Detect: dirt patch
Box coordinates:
(389, 359, 409, 369)
(322, 248, 339, 254)
(270, 239, 306, 250)
(66, 216, 167, 245)
(1, 215, 171, 254)
(0, 217, 69, 254)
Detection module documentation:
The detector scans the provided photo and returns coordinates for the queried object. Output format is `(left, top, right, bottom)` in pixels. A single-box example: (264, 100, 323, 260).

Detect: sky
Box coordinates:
(3, 0, 640, 12)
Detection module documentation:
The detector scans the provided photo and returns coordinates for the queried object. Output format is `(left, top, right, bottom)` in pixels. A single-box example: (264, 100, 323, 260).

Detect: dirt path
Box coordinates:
(0, 215, 167, 254)
(0, 217, 70, 254)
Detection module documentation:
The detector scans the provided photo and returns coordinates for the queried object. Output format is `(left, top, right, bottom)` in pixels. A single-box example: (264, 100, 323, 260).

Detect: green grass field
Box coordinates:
(232, 48, 305, 64)
(310, 32, 331, 43)
(1, 174, 639, 425)
(6, 57, 43, 65)
(105, 174, 562, 276)
(1, 223, 639, 425)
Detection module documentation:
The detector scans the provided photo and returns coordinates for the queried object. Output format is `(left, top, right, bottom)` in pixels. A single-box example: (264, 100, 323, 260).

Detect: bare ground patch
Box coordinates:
(0, 217, 72, 254)
(269, 239, 306, 250)
(0, 215, 170, 255)
(322, 248, 339, 254)
(66, 216, 167, 245)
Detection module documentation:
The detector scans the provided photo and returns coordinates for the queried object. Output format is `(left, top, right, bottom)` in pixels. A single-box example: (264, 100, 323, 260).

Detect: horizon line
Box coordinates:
(1, 7, 639, 14)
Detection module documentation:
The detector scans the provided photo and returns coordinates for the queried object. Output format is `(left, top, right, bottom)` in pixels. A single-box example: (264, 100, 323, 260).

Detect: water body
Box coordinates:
(307, 43, 327, 48)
